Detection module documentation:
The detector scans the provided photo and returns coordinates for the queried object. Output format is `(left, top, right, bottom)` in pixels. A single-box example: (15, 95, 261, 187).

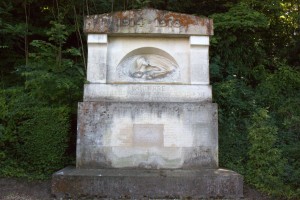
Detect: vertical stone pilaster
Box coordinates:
(87, 34, 108, 83)
(189, 36, 210, 85)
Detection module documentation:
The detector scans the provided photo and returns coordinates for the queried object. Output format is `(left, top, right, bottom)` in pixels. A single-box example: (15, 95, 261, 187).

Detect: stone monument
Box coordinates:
(52, 8, 243, 198)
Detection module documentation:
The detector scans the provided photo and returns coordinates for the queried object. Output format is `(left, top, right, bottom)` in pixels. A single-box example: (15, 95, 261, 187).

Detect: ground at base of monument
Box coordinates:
(52, 166, 243, 199)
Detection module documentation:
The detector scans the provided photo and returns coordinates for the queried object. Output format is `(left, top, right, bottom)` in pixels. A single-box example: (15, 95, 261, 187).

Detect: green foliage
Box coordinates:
(212, 3, 269, 32)
(210, 3, 269, 80)
(255, 64, 300, 196)
(0, 1, 83, 180)
(18, 18, 84, 107)
(209, 1, 299, 198)
(0, 88, 71, 179)
(47, 18, 69, 46)
(0, 88, 37, 162)
(256, 64, 300, 107)
(0, 1, 27, 86)
(18, 106, 70, 177)
(214, 78, 255, 174)
(131, 0, 151, 9)
(246, 108, 287, 196)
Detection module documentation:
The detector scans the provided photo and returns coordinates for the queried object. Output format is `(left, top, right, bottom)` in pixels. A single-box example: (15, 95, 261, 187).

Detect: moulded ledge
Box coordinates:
(83, 83, 212, 102)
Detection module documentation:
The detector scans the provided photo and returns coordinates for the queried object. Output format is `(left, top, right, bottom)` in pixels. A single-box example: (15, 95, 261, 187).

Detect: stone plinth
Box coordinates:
(77, 102, 218, 169)
(52, 167, 243, 199)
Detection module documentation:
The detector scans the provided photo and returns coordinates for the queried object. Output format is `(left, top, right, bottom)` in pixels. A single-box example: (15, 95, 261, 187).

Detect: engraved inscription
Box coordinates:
(115, 16, 181, 28)
(137, 18, 144, 27)
(155, 18, 181, 28)
(174, 20, 180, 28)
(127, 85, 167, 101)
(84, 84, 211, 102)
(126, 85, 207, 100)
(133, 124, 164, 147)
(84, 9, 214, 35)
(85, 18, 94, 30)
(122, 18, 129, 26)
(159, 19, 167, 27)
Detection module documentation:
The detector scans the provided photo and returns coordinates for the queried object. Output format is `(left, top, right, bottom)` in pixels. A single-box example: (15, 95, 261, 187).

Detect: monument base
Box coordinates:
(77, 102, 219, 169)
(52, 166, 243, 199)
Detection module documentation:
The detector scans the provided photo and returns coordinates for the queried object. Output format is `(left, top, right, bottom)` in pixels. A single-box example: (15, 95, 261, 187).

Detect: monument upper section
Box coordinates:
(83, 9, 214, 101)
(84, 8, 213, 36)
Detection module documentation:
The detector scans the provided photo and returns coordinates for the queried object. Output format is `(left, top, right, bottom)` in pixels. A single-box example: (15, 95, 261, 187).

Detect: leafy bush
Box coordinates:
(19, 18, 84, 108)
(246, 108, 287, 196)
(0, 88, 70, 179)
(18, 106, 70, 177)
(0, 87, 36, 167)
(210, 2, 300, 198)
(1, 14, 83, 179)
(255, 64, 300, 197)
(213, 79, 255, 174)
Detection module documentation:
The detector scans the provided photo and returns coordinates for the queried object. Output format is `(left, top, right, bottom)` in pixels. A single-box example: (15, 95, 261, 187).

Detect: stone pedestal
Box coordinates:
(52, 167, 243, 199)
(76, 102, 218, 169)
(52, 8, 243, 198)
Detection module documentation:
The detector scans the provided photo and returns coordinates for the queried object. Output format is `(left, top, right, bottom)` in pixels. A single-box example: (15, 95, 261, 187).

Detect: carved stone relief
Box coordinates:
(117, 54, 179, 82)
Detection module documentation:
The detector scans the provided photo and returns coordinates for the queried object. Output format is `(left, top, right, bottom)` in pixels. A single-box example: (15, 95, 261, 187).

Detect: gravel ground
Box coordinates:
(0, 178, 270, 200)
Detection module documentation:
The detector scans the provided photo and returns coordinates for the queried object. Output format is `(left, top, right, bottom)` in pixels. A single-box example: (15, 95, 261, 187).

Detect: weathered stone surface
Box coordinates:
(52, 167, 243, 199)
(76, 102, 218, 169)
(86, 34, 107, 83)
(87, 35, 211, 84)
(84, 8, 213, 36)
(105, 36, 210, 84)
(83, 84, 212, 102)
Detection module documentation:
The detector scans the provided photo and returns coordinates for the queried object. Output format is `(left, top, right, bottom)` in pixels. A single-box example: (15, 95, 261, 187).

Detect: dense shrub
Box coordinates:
(18, 106, 70, 177)
(246, 109, 288, 197)
(0, 88, 70, 178)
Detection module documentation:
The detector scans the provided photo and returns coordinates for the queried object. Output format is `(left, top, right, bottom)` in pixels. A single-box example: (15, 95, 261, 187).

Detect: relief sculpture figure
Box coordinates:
(131, 55, 177, 80)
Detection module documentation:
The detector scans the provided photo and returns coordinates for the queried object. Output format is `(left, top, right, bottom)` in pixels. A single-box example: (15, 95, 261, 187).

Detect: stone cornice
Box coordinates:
(84, 8, 213, 36)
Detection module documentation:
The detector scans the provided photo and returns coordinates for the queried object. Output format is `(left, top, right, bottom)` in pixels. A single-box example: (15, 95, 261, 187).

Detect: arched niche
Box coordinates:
(117, 47, 180, 82)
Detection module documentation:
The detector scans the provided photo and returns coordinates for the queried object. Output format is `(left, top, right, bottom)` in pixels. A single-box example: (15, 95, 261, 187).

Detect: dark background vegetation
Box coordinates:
(0, 0, 299, 199)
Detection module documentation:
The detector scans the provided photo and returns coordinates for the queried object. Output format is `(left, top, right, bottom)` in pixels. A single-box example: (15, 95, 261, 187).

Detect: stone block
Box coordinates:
(84, 9, 213, 36)
(86, 34, 107, 83)
(52, 167, 243, 199)
(76, 102, 218, 169)
(83, 84, 212, 102)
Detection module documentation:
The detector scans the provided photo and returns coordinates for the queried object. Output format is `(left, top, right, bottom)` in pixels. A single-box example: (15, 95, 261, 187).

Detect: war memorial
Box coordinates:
(52, 8, 243, 199)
